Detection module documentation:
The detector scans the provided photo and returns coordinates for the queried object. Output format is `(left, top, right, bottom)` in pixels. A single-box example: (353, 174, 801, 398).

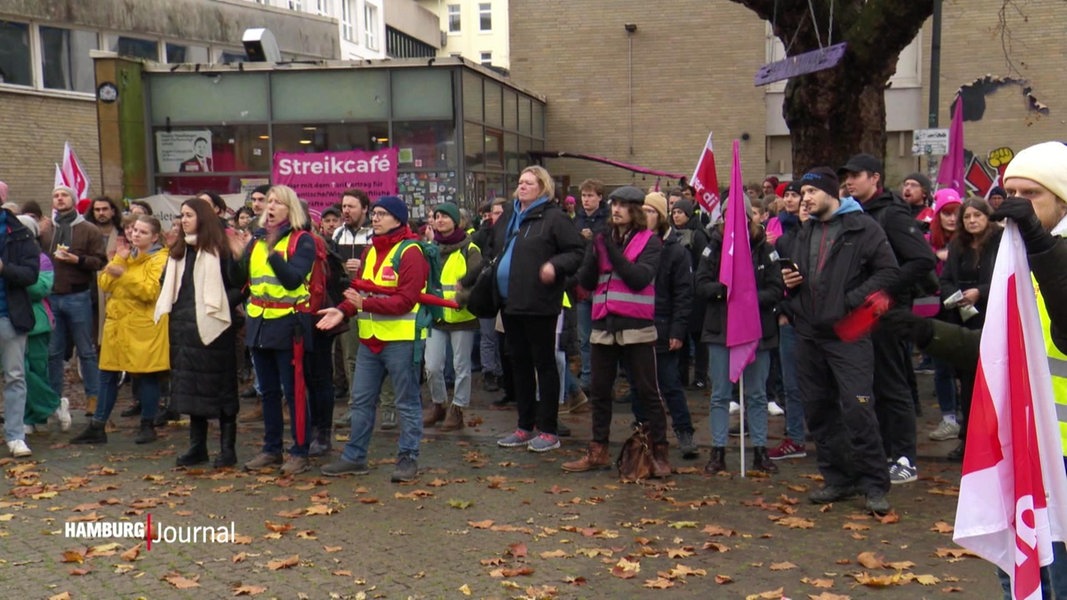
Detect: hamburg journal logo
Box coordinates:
(65, 514, 237, 550)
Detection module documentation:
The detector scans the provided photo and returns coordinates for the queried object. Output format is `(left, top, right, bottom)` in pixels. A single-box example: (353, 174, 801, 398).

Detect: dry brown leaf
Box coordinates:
(540, 549, 568, 559)
(802, 577, 834, 588)
(507, 542, 528, 558)
(332, 570, 352, 577)
(746, 587, 784, 599)
(120, 544, 141, 562)
(769, 561, 797, 571)
(323, 545, 343, 553)
(266, 554, 299, 570)
(611, 557, 641, 579)
(668, 564, 707, 578)
(852, 571, 904, 587)
(643, 577, 674, 589)
(488, 566, 534, 577)
(468, 519, 494, 529)
(163, 573, 200, 589)
(703, 541, 730, 553)
(777, 517, 815, 529)
(458, 583, 472, 596)
(60, 549, 85, 564)
(667, 547, 694, 558)
(575, 547, 613, 558)
(232, 584, 267, 596)
(69, 567, 91, 576)
(930, 521, 954, 534)
(857, 551, 884, 569)
(233, 534, 253, 545)
(702, 524, 737, 536)
(563, 575, 586, 586)
(876, 511, 901, 524)
(935, 547, 979, 559)
(885, 560, 916, 570)
(296, 530, 317, 539)
(264, 521, 293, 533)
(232, 552, 248, 563)
(48, 593, 72, 600)
(715, 574, 734, 584)
(807, 593, 851, 600)
(842, 522, 870, 531)
(914, 574, 941, 585)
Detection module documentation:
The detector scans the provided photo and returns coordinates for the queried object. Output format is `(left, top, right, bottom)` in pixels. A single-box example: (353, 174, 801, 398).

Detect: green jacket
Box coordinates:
(27, 253, 54, 337)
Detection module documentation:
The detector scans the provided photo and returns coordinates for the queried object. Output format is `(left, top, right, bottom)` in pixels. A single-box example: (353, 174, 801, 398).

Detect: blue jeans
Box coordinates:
(1, 317, 28, 443)
(576, 300, 593, 388)
(342, 341, 422, 463)
(709, 345, 770, 447)
(933, 358, 958, 417)
(778, 323, 805, 442)
(999, 542, 1067, 599)
(47, 290, 100, 399)
(251, 347, 309, 457)
(478, 318, 501, 376)
(95, 370, 161, 422)
(426, 328, 475, 407)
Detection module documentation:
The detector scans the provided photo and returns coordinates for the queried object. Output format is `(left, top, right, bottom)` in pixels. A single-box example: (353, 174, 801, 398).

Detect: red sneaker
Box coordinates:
(768, 438, 807, 460)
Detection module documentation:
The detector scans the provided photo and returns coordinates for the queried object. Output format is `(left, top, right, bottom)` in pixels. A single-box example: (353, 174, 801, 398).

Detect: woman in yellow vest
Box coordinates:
(71, 216, 169, 445)
(240, 185, 316, 476)
(421, 202, 482, 432)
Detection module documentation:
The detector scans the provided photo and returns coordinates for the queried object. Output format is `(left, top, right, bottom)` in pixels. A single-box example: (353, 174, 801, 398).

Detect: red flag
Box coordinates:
(719, 139, 760, 383)
(954, 222, 1067, 600)
(61, 141, 91, 200)
(937, 97, 966, 195)
(690, 132, 722, 223)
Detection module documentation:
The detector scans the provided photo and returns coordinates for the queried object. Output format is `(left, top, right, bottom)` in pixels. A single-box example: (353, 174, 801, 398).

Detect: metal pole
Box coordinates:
(928, 0, 942, 128)
(628, 33, 634, 156)
(739, 378, 746, 478)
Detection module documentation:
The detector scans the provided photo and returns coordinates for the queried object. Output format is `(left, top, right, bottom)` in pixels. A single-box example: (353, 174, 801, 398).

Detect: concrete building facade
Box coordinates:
(417, 0, 510, 72)
(509, 0, 1067, 192)
(0, 0, 339, 206)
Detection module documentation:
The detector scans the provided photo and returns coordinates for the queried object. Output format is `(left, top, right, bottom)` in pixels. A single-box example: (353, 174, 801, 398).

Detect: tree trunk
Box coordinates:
(729, 0, 934, 175)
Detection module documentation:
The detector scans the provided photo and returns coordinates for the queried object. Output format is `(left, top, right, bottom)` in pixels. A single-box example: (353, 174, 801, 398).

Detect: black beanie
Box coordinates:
(800, 167, 840, 199)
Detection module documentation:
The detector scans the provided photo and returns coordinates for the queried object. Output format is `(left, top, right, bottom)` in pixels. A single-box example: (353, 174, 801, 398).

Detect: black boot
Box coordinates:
(134, 419, 157, 444)
(704, 447, 726, 474)
(176, 417, 209, 466)
(752, 446, 779, 473)
(213, 417, 237, 468)
(70, 419, 108, 445)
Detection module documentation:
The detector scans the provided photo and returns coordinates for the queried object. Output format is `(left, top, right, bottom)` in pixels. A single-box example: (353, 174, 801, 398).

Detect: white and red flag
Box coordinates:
(60, 141, 91, 200)
(954, 222, 1067, 600)
(690, 132, 722, 223)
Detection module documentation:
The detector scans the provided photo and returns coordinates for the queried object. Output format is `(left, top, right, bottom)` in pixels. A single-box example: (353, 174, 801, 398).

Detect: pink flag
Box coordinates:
(954, 222, 1067, 600)
(719, 139, 761, 383)
(937, 97, 966, 195)
(690, 132, 722, 223)
(61, 141, 91, 200)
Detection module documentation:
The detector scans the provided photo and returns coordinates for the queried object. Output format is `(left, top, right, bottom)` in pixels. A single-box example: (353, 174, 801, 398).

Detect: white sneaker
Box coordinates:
(729, 401, 741, 415)
(55, 397, 72, 432)
(7, 439, 32, 458)
(767, 401, 785, 416)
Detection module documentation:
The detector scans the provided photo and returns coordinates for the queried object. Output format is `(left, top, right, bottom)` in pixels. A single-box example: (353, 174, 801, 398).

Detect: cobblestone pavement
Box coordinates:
(1, 370, 998, 599)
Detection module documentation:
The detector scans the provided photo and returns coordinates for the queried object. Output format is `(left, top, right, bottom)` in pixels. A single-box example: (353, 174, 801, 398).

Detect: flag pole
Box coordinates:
(739, 379, 746, 478)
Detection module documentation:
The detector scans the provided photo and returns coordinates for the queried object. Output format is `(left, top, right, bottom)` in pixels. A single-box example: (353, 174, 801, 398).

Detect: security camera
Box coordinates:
(624, 23, 637, 33)
(243, 28, 281, 63)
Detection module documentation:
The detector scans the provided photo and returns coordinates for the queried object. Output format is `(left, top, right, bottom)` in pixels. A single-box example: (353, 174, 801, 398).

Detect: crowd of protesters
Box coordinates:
(0, 142, 1064, 526)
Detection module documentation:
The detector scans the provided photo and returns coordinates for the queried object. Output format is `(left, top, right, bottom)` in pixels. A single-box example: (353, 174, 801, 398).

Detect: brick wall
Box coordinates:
(0, 92, 101, 211)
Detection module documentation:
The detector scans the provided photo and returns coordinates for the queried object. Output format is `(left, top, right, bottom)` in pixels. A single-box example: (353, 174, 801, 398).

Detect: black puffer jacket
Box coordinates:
(860, 191, 937, 304)
(489, 201, 585, 317)
(653, 230, 692, 353)
(169, 248, 244, 418)
(695, 226, 783, 349)
(938, 227, 1002, 328)
(1030, 233, 1067, 354)
(782, 208, 900, 340)
(0, 210, 41, 334)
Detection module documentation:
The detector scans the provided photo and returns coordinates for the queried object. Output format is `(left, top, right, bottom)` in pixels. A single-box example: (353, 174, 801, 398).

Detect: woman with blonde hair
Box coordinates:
(238, 185, 316, 474)
(71, 215, 170, 444)
(156, 198, 243, 467)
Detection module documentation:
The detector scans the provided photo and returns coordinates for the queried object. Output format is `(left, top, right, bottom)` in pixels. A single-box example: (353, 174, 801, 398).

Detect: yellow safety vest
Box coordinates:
(357, 242, 426, 342)
(247, 233, 309, 320)
(563, 291, 572, 309)
(1036, 280, 1067, 456)
(440, 242, 477, 324)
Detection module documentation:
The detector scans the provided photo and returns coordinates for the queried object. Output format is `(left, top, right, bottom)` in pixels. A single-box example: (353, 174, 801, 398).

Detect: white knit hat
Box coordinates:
(1003, 141, 1067, 202)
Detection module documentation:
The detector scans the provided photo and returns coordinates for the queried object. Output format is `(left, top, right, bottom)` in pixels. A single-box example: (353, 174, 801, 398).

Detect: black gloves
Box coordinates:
(991, 197, 1057, 254)
(879, 308, 934, 347)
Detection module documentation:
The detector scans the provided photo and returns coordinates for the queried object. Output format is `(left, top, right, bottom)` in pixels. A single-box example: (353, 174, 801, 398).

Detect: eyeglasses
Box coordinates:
(370, 210, 391, 219)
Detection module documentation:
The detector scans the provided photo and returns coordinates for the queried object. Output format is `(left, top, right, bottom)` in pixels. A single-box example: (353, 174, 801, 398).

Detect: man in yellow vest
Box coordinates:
(886, 141, 1067, 596)
(317, 196, 429, 482)
(421, 203, 482, 432)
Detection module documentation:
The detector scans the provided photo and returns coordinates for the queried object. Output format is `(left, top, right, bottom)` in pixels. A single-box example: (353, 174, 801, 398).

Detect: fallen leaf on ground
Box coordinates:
(508, 542, 527, 558)
(448, 499, 474, 509)
(48, 593, 72, 600)
(643, 577, 674, 589)
(807, 593, 851, 600)
(935, 547, 978, 559)
(264, 521, 293, 533)
(769, 561, 797, 571)
(777, 517, 815, 529)
(458, 583, 471, 596)
(232, 584, 267, 596)
(913, 574, 941, 585)
(668, 564, 707, 578)
(163, 573, 200, 589)
(931, 521, 954, 534)
(69, 568, 91, 576)
(120, 544, 141, 562)
(852, 571, 904, 587)
(842, 522, 870, 531)
(468, 520, 494, 529)
(668, 520, 698, 529)
(715, 574, 734, 584)
(266, 555, 299, 570)
(857, 551, 884, 569)
(540, 549, 568, 559)
(667, 547, 694, 558)
(60, 549, 85, 564)
(885, 560, 915, 570)
(563, 575, 586, 586)
(802, 577, 834, 588)
(746, 587, 784, 599)
(611, 557, 641, 579)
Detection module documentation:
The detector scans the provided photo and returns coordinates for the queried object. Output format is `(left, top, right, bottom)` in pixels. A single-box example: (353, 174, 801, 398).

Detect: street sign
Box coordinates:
(912, 128, 949, 156)
(754, 42, 847, 87)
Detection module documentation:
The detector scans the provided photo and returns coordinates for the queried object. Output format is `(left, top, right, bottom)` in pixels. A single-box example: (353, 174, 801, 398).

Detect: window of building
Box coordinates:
(219, 50, 247, 65)
(315, 0, 331, 16)
(288, 0, 304, 11)
(447, 4, 461, 33)
(113, 36, 159, 61)
(341, 0, 355, 42)
(40, 26, 98, 93)
(364, 3, 379, 50)
(0, 20, 32, 86)
(165, 43, 209, 64)
(479, 51, 492, 66)
(272, 122, 389, 154)
(152, 124, 271, 176)
(479, 3, 492, 32)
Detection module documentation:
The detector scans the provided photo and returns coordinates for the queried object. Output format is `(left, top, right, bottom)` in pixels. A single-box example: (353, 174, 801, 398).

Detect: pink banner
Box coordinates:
(272, 148, 398, 214)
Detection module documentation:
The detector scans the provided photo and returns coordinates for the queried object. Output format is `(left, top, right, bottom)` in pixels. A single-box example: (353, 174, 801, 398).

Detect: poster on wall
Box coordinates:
(272, 148, 398, 214)
(156, 130, 214, 173)
(397, 171, 459, 220)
